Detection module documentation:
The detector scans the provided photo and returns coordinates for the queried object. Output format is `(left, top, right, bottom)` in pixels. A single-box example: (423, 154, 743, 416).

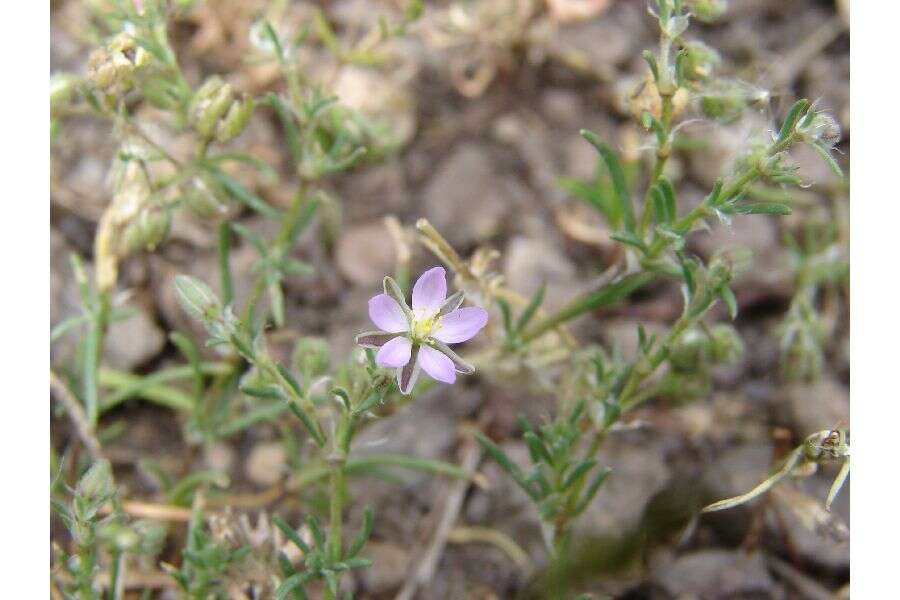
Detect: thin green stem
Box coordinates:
(519, 272, 655, 343)
(84, 290, 110, 428)
(329, 461, 345, 562)
(242, 185, 308, 325)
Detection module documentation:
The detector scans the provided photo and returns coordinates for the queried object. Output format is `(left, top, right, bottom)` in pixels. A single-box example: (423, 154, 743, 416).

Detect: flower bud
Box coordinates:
(94, 159, 154, 291)
(174, 275, 223, 324)
(681, 40, 720, 83)
(189, 76, 233, 139)
(293, 336, 332, 380)
(131, 519, 168, 555)
(121, 205, 171, 253)
(707, 323, 743, 364)
(687, 0, 728, 23)
(100, 522, 141, 552)
(77, 460, 115, 504)
(181, 173, 229, 217)
(629, 74, 663, 123)
(86, 33, 149, 99)
(699, 83, 746, 122)
(798, 111, 842, 149)
(215, 95, 254, 144)
(316, 190, 343, 250)
(50, 73, 79, 115)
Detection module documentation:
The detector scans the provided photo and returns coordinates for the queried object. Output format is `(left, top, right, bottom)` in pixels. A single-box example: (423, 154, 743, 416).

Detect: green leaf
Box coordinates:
(580, 130, 636, 232)
(523, 431, 553, 465)
(205, 167, 280, 220)
(231, 222, 267, 255)
(558, 176, 612, 222)
(286, 196, 319, 248)
(275, 573, 313, 600)
(720, 286, 738, 319)
(731, 202, 792, 215)
(169, 331, 204, 398)
(521, 272, 654, 343)
(276, 364, 304, 398)
(641, 49, 659, 82)
(562, 459, 598, 491)
(776, 99, 810, 146)
(261, 20, 285, 61)
(217, 222, 234, 306)
(205, 152, 277, 181)
(574, 467, 612, 515)
(610, 230, 648, 253)
(476, 433, 537, 501)
(657, 177, 676, 221)
(219, 401, 287, 436)
(264, 94, 302, 166)
(269, 281, 285, 328)
(347, 507, 373, 558)
(651, 185, 669, 227)
(515, 284, 546, 334)
(273, 514, 311, 554)
(496, 298, 514, 339)
(50, 314, 89, 342)
(810, 141, 844, 177)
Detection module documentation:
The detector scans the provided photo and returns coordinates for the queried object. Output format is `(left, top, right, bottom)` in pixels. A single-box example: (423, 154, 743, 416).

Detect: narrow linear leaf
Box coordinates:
(810, 141, 844, 177)
(610, 230, 649, 253)
(264, 94, 302, 165)
(562, 459, 598, 491)
(520, 272, 654, 342)
(720, 286, 739, 320)
(169, 331, 204, 398)
(275, 573, 313, 600)
(217, 222, 234, 306)
(515, 283, 546, 334)
(497, 298, 514, 339)
(777, 99, 810, 145)
(732, 202, 792, 216)
(347, 507, 374, 558)
(580, 130, 636, 231)
(574, 467, 612, 515)
(207, 167, 280, 219)
(273, 514, 311, 554)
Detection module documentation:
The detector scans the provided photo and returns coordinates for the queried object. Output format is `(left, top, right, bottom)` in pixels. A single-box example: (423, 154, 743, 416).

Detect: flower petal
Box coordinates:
(355, 331, 397, 348)
(433, 306, 489, 344)
(376, 336, 412, 368)
(418, 345, 457, 384)
(412, 267, 447, 314)
(397, 345, 421, 394)
(368, 294, 409, 333)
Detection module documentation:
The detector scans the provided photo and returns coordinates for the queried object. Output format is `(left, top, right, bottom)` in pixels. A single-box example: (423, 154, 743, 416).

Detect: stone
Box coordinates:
(245, 442, 287, 487)
(335, 222, 396, 288)
(503, 236, 588, 315)
(51, 230, 165, 371)
(580, 432, 673, 540)
(690, 209, 790, 299)
(104, 300, 166, 370)
(651, 549, 779, 598)
(422, 144, 513, 248)
(359, 541, 411, 594)
(684, 114, 770, 189)
(783, 378, 850, 438)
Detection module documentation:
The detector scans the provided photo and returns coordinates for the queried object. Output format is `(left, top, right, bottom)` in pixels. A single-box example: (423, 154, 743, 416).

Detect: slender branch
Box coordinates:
(50, 370, 106, 461)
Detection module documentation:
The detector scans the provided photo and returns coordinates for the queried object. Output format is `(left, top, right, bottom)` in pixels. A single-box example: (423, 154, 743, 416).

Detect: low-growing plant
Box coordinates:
(50, 0, 848, 597)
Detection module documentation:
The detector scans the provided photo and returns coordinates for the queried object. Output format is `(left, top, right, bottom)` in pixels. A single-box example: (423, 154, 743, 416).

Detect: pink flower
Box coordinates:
(356, 267, 488, 394)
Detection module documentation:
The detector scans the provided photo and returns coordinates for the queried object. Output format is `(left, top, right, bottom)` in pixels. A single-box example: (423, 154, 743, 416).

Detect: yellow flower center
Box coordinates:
(412, 313, 439, 341)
